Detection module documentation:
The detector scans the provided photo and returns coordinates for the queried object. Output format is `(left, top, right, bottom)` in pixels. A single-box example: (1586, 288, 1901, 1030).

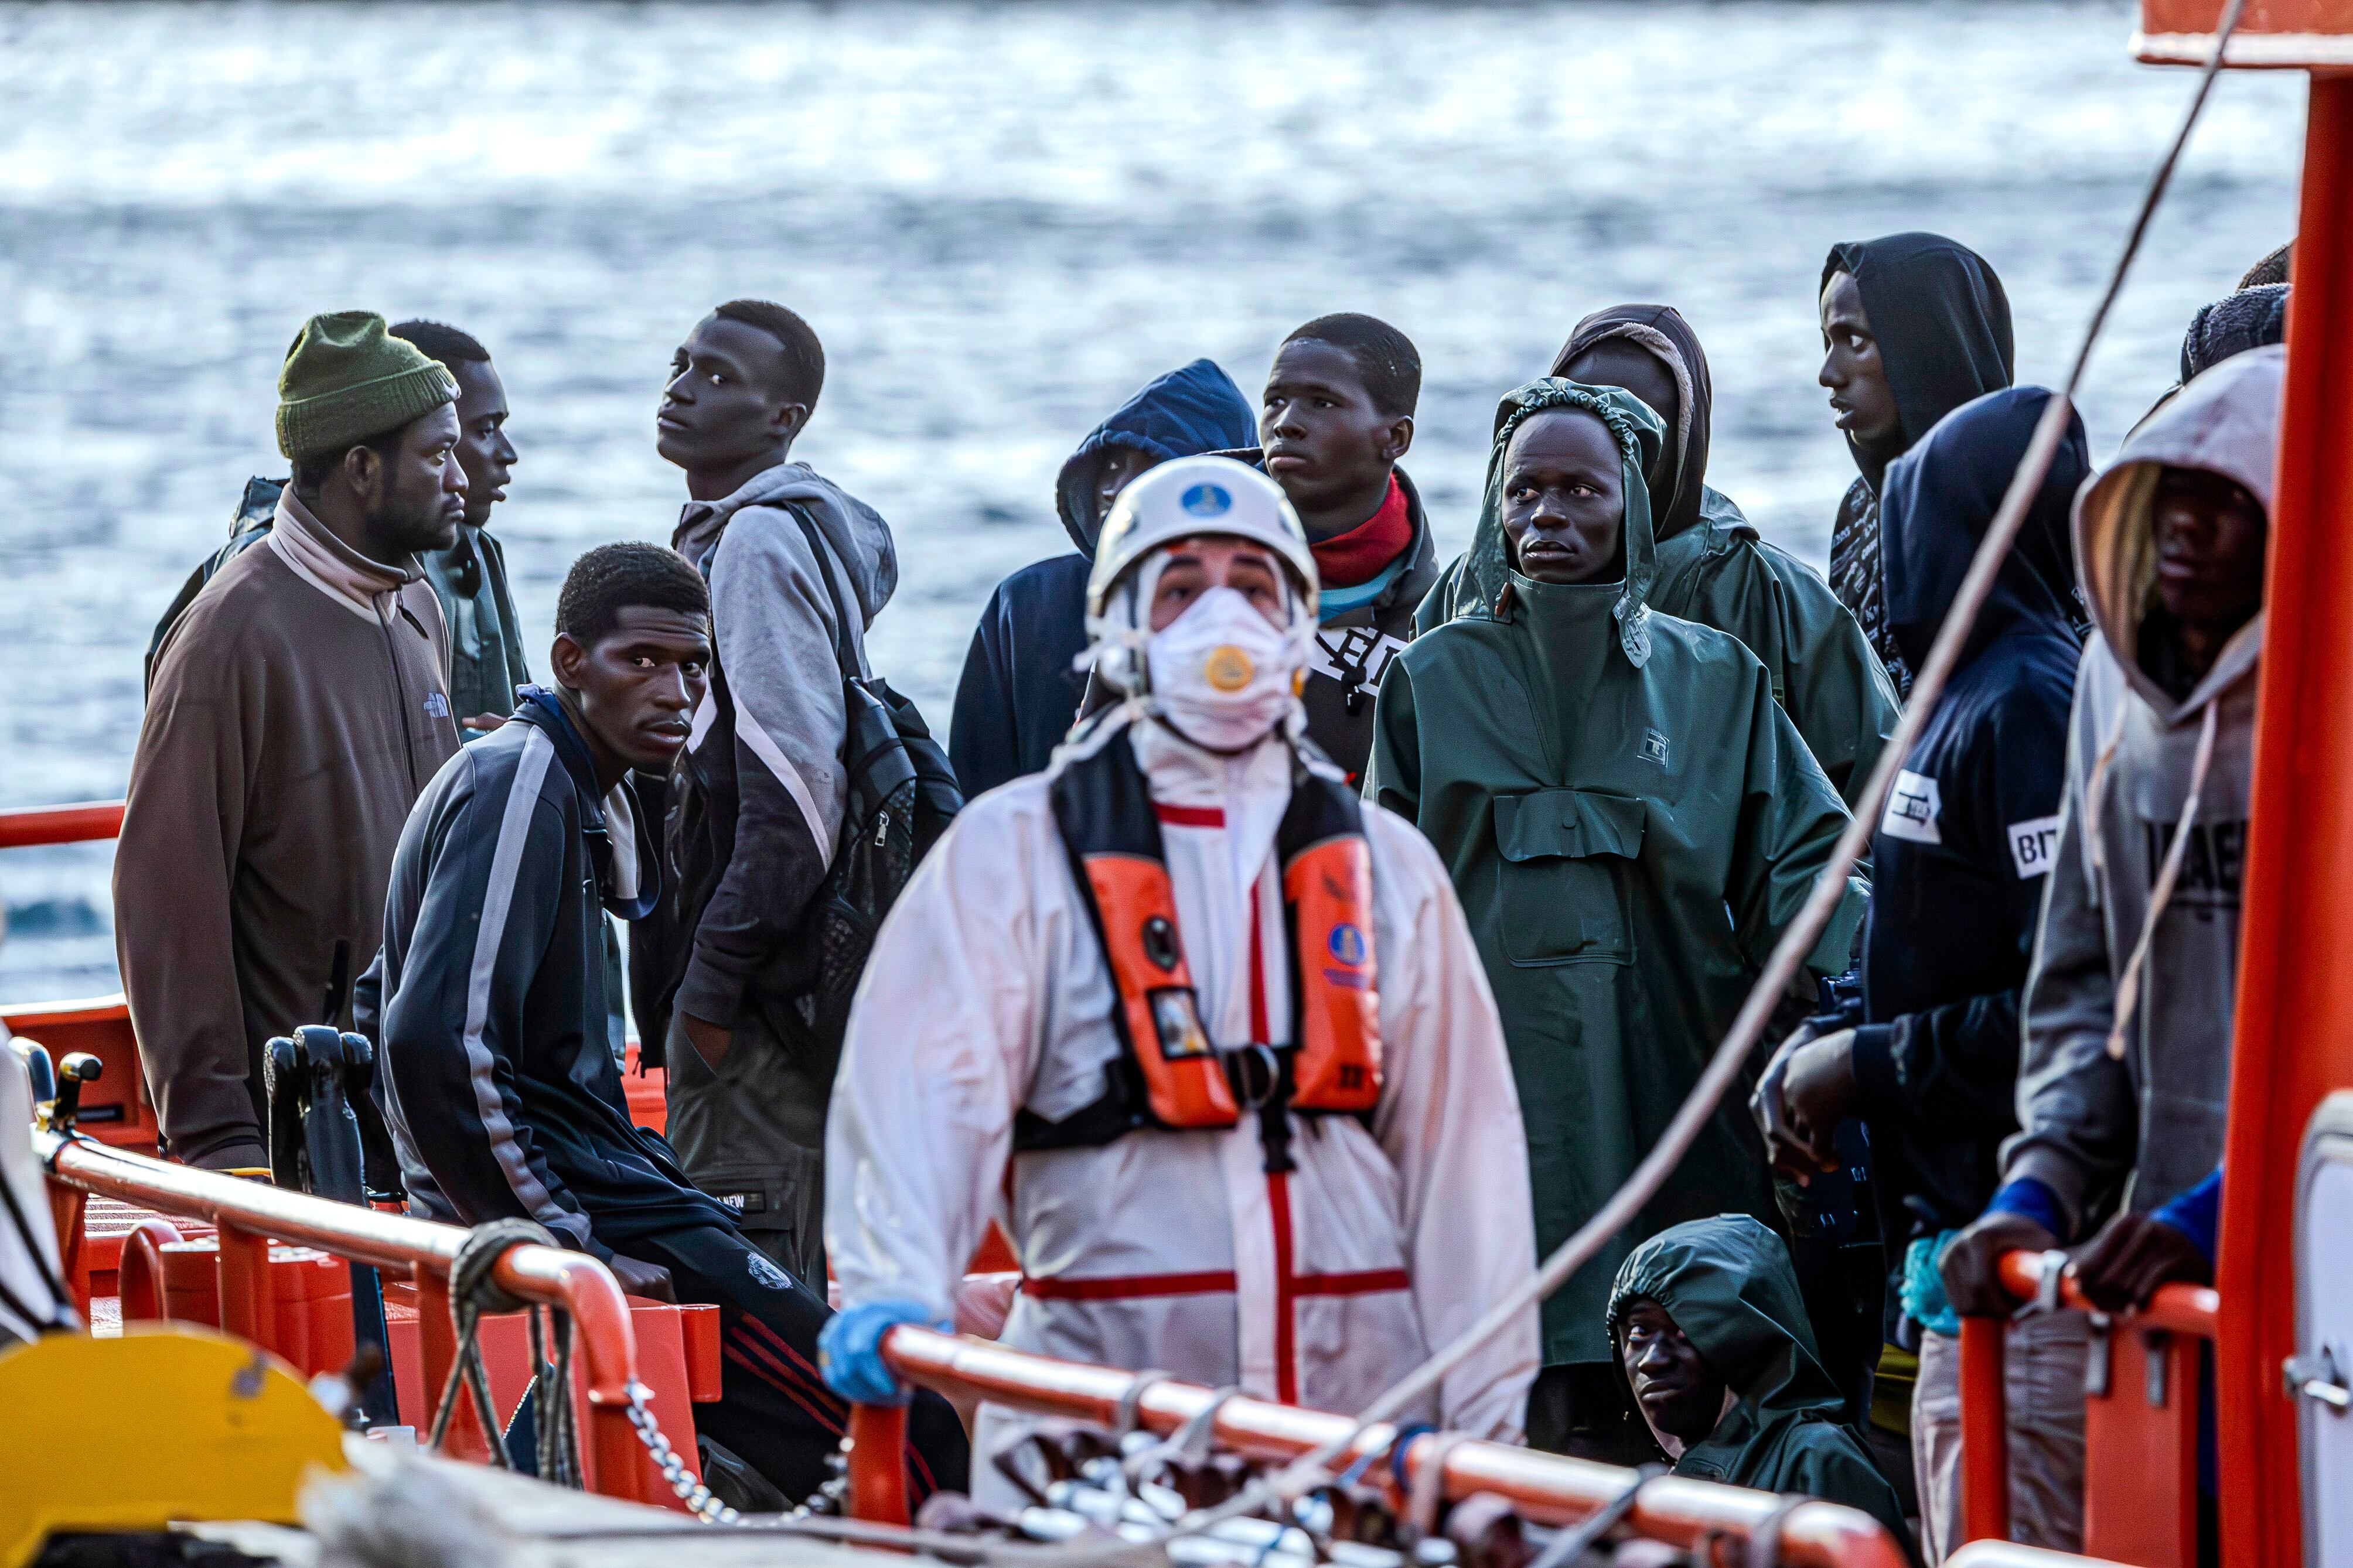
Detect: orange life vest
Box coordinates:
(1016, 736, 1382, 1166)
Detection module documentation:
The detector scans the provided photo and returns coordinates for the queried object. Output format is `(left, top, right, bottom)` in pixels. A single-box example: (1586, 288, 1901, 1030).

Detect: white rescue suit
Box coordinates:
(826, 712, 1540, 1442)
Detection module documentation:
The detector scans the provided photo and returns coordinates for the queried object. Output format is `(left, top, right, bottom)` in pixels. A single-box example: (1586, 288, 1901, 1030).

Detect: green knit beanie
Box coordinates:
(276, 310, 461, 462)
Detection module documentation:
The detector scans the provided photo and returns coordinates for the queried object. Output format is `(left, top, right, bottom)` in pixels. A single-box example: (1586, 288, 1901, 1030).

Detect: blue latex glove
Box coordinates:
(818, 1299, 948, 1405)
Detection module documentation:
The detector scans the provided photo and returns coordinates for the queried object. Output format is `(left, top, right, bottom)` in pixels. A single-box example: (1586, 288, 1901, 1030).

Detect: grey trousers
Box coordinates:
(1913, 1313, 2088, 1563)
(663, 1007, 831, 1291)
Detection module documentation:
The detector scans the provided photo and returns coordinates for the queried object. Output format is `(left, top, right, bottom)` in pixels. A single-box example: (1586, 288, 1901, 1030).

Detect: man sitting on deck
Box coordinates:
(364, 542, 967, 1508)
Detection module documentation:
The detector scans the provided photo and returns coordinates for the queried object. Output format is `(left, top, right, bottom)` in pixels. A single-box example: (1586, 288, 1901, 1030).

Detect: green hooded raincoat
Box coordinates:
(1367, 381, 1865, 1365)
(1608, 1216, 1912, 1552)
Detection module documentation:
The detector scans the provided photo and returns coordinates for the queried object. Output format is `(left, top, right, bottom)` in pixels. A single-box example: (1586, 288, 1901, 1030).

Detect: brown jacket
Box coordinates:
(118, 491, 460, 1169)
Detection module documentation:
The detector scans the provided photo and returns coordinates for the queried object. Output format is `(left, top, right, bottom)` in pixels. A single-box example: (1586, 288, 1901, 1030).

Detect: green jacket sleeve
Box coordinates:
(1363, 652, 1421, 818)
(1672, 539, 1898, 813)
(1724, 665, 1866, 978)
(1770, 1425, 1920, 1565)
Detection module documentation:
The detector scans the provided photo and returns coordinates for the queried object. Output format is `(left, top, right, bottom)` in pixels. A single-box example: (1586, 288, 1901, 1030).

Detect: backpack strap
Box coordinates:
(786, 508, 863, 681)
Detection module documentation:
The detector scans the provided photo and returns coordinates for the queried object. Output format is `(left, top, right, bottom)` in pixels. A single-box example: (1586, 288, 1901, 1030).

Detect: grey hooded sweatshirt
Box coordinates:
(639, 460, 898, 1282)
(2003, 347, 2282, 1238)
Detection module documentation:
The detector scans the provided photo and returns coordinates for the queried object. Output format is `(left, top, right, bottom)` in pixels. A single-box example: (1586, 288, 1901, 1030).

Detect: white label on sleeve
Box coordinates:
(1881, 770, 1942, 845)
(2007, 814, 2064, 879)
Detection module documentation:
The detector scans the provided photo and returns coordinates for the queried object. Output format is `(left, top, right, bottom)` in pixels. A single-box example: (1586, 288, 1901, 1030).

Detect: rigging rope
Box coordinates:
(425, 1218, 583, 1490)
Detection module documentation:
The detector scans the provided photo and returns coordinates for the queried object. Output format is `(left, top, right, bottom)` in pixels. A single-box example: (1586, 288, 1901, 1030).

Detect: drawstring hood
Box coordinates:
(2069, 344, 2283, 1061)
(1460, 378, 1666, 669)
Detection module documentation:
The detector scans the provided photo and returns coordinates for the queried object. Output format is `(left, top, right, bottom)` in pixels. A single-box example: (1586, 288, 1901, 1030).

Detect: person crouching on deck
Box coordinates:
(1365, 380, 1866, 1465)
(366, 542, 967, 1509)
(819, 457, 1538, 1488)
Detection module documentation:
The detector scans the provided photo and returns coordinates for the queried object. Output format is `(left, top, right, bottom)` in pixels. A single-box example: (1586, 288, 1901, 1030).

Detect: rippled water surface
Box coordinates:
(0, 0, 2305, 999)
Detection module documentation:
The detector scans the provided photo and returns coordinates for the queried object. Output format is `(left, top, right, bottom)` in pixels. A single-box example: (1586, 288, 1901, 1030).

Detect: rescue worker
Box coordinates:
(952, 358, 1256, 796)
(1608, 1216, 1914, 1554)
(1754, 388, 2092, 1560)
(819, 457, 1539, 1484)
(1367, 379, 1866, 1463)
(1819, 233, 2017, 698)
(369, 542, 967, 1508)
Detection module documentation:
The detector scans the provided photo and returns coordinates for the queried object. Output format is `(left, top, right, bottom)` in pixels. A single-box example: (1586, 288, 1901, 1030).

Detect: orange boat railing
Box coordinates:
(845, 1327, 1914, 1568)
(34, 1126, 677, 1506)
(1958, 1248, 2219, 1568)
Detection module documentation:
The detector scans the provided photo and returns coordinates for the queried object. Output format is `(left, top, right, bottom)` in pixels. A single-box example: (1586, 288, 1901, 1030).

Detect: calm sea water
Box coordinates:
(0, 0, 2304, 1002)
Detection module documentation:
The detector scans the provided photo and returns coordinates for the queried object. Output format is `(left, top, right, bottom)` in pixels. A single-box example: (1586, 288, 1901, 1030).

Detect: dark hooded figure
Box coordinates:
(949, 359, 1255, 797)
(1819, 233, 2016, 698)
(1755, 390, 2089, 1556)
(1609, 1217, 1914, 1556)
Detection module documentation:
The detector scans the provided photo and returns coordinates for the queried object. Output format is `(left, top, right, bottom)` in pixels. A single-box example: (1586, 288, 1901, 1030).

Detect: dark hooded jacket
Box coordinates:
(1857, 389, 2088, 1288)
(1368, 381, 1864, 1365)
(949, 360, 1256, 797)
(1608, 1217, 1912, 1552)
(1546, 305, 1897, 809)
(1822, 234, 2016, 698)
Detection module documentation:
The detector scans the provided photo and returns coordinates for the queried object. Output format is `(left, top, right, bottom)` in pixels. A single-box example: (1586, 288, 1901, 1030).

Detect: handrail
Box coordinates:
(36, 1128, 662, 1505)
(1992, 1248, 2219, 1337)
(1959, 1247, 2218, 1557)
(853, 1326, 1911, 1568)
(0, 800, 125, 849)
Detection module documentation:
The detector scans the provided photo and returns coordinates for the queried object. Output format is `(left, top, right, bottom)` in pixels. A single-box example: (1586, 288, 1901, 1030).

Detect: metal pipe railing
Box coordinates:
(0, 800, 125, 849)
(36, 1128, 659, 1505)
(1958, 1248, 2219, 1549)
(857, 1326, 1912, 1568)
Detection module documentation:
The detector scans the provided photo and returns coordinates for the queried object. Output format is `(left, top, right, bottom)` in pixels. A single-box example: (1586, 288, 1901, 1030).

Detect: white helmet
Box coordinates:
(1086, 456, 1319, 621)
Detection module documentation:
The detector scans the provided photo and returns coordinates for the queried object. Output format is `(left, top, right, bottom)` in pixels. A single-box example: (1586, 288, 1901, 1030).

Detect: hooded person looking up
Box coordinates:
(1754, 387, 2092, 1561)
(1609, 1217, 1914, 1553)
(1942, 349, 2280, 1372)
(822, 457, 1537, 1496)
(1819, 233, 2017, 698)
(1366, 379, 1866, 1463)
(950, 358, 1254, 797)
(121, 311, 465, 1170)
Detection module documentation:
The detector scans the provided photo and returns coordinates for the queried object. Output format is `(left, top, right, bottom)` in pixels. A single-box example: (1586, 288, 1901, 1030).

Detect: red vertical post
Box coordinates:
(1956, 1314, 2011, 1543)
(846, 1402, 911, 1526)
(213, 1224, 272, 1353)
(2216, 67, 2353, 1568)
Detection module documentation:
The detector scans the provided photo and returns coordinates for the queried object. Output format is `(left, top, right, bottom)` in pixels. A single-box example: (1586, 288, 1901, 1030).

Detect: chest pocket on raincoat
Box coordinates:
(1493, 788, 1644, 967)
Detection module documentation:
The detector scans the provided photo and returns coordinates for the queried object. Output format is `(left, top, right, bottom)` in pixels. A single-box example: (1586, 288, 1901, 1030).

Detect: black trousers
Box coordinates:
(615, 1225, 970, 1508)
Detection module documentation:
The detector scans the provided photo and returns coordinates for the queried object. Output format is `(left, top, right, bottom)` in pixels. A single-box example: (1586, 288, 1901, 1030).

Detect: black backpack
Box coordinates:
(145, 476, 287, 696)
(780, 510, 963, 1057)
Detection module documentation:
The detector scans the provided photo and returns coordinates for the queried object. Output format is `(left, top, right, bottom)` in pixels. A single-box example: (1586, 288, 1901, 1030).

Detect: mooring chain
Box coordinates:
(623, 1379, 742, 1525)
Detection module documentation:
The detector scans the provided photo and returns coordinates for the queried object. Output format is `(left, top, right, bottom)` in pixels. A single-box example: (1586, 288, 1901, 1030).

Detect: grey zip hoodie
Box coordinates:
(2003, 346, 2282, 1237)
(655, 462, 897, 1037)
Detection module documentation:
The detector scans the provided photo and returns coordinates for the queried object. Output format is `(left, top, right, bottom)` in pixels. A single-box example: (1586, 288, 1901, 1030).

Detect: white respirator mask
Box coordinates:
(1145, 583, 1307, 753)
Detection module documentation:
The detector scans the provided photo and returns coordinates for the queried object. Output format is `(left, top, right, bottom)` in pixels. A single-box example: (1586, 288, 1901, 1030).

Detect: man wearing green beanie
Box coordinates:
(118, 310, 467, 1171)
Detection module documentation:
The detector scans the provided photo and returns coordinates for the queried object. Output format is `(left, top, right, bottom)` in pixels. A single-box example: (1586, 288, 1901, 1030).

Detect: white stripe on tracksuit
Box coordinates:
(459, 727, 592, 1247)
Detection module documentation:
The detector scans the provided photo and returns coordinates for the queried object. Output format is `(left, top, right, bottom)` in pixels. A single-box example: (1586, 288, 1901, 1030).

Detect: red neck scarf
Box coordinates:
(1309, 474, 1411, 589)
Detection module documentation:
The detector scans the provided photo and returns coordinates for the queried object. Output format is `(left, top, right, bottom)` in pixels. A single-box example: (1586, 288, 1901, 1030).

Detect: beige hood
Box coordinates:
(2071, 344, 2284, 724)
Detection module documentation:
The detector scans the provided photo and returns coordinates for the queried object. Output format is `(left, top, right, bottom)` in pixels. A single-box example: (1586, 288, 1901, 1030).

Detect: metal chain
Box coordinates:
(623, 1379, 743, 1525)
